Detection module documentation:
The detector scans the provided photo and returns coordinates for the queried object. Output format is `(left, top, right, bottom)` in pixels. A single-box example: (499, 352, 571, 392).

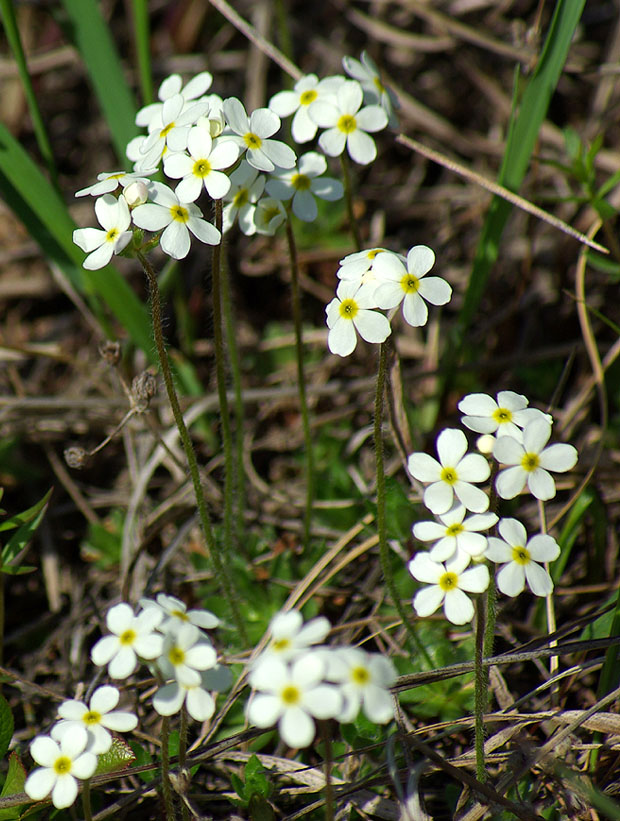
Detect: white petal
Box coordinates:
(527, 468, 556, 500)
(525, 563, 553, 596)
(539, 443, 578, 472)
(346, 129, 376, 165)
(495, 466, 526, 499)
(496, 563, 525, 596)
(280, 707, 315, 748)
(436, 428, 468, 466)
(407, 452, 441, 482)
(444, 589, 474, 624)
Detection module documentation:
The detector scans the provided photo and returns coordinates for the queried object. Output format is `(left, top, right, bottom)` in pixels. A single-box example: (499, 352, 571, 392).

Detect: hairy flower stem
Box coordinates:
(138, 252, 247, 643)
(375, 343, 430, 661)
(82, 780, 93, 821)
(474, 596, 487, 783)
(179, 704, 188, 767)
(340, 153, 362, 250)
(285, 216, 315, 551)
(220, 241, 246, 546)
(320, 721, 335, 821)
(160, 715, 176, 820)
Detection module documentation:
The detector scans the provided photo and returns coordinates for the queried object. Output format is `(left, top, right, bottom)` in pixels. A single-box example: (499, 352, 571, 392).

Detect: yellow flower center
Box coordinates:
(171, 205, 189, 223)
(439, 571, 458, 592)
(367, 248, 382, 259)
(521, 452, 540, 472)
(373, 76, 385, 95)
(171, 609, 188, 621)
(160, 122, 175, 138)
(511, 545, 530, 565)
(339, 298, 358, 320)
(291, 173, 311, 191)
(351, 666, 370, 685)
(272, 637, 291, 652)
(401, 274, 420, 294)
(281, 685, 301, 706)
(337, 114, 357, 134)
(446, 523, 464, 537)
(83, 710, 102, 726)
(440, 467, 458, 485)
(168, 646, 186, 666)
(54, 756, 72, 775)
(300, 89, 318, 105)
(119, 629, 136, 646)
(244, 132, 262, 150)
(262, 205, 282, 223)
(193, 159, 212, 178)
(493, 407, 513, 424)
(233, 189, 249, 208)
(106, 228, 119, 243)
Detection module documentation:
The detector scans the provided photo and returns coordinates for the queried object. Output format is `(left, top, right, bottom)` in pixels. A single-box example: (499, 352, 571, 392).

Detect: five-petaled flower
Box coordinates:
(51, 685, 137, 755)
(408, 551, 489, 625)
(266, 151, 343, 222)
(24, 726, 97, 809)
(325, 280, 391, 357)
(91, 601, 163, 679)
(73, 194, 133, 270)
(413, 503, 497, 563)
(485, 518, 560, 597)
(458, 391, 551, 441)
(222, 97, 296, 172)
(163, 126, 240, 201)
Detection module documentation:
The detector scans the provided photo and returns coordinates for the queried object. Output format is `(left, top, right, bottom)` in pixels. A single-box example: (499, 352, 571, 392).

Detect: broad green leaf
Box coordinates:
(0, 752, 26, 820)
(0, 693, 13, 761)
(95, 737, 136, 775)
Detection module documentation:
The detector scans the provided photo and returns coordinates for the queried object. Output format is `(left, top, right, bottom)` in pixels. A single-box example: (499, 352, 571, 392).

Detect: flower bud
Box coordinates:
(123, 181, 148, 208)
(132, 371, 157, 411)
(64, 445, 89, 469)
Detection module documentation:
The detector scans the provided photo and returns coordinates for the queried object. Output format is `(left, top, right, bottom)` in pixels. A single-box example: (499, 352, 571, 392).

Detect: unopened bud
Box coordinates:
(64, 445, 89, 469)
(99, 340, 121, 366)
(131, 370, 157, 410)
(123, 181, 148, 208)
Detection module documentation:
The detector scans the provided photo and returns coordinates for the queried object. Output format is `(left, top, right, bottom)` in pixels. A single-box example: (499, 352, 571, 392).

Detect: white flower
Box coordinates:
(326, 280, 391, 357)
(24, 727, 97, 809)
(373, 245, 452, 327)
(136, 93, 210, 170)
(458, 391, 551, 440)
(413, 504, 497, 562)
(266, 151, 343, 222)
(407, 428, 490, 515)
(153, 665, 231, 722)
(157, 623, 217, 687)
(222, 97, 296, 172)
(257, 610, 331, 664)
(247, 653, 342, 748)
(485, 518, 560, 597)
(408, 551, 489, 625)
(337, 247, 405, 292)
(91, 601, 163, 679)
(326, 647, 396, 724)
(163, 127, 240, 201)
(140, 593, 220, 633)
(75, 170, 155, 198)
(309, 79, 388, 165)
(51, 686, 137, 755)
(254, 196, 287, 235)
(342, 51, 398, 127)
(269, 74, 344, 143)
(73, 194, 133, 271)
(136, 71, 213, 128)
(493, 418, 578, 501)
(222, 161, 265, 235)
(132, 181, 221, 259)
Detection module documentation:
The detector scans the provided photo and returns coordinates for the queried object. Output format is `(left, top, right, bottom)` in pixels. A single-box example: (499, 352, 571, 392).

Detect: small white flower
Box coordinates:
(25, 726, 97, 809)
(493, 418, 578, 501)
(136, 71, 213, 128)
(140, 593, 220, 633)
(73, 194, 133, 270)
(266, 152, 343, 222)
(342, 51, 398, 127)
(326, 647, 396, 724)
(413, 504, 497, 562)
(458, 391, 551, 440)
(309, 79, 388, 165)
(254, 196, 287, 235)
(153, 665, 231, 722)
(157, 623, 217, 687)
(373, 245, 452, 327)
(407, 428, 490, 515)
(163, 126, 240, 201)
(257, 610, 331, 664)
(137, 93, 210, 170)
(326, 279, 391, 357)
(247, 653, 342, 748)
(132, 181, 221, 259)
(485, 518, 560, 597)
(91, 601, 163, 679)
(408, 551, 489, 625)
(269, 74, 345, 143)
(51, 686, 137, 755)
(222, 97, 296, 172)
(337, 247, 405, 291)
(75, 170, 154, 198)
(222, 160, 265, 235)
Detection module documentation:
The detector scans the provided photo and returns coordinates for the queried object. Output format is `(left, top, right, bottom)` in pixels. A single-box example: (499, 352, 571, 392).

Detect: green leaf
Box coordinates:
(95, 737, 136, 775)
(1, 489, 52, 572)
(128, 742, 155, 783)
(0, 752, 27, 820)
(0, 488, 52, 534)
(0, 693, 13, 761)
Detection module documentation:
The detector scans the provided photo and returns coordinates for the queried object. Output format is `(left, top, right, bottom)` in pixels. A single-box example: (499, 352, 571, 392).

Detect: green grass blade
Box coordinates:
(58, 0, 138, 164)
(455, 0, 586, 343)
(0, 121, 153, 356)
(0, 0, 58, 186)
(130, 0, 153, 106)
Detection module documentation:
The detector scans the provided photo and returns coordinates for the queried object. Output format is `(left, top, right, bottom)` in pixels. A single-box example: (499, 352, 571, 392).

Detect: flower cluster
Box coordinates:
(24, 593, 229, 809)
(246, 610, 396, 747)
(325, 245, 452, 356)
(73, 57, 395, 267)
(407, 391, 578, 623)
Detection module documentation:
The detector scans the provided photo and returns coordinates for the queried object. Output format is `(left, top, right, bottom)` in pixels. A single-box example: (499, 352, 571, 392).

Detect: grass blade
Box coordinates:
(130, 0, 153, 107)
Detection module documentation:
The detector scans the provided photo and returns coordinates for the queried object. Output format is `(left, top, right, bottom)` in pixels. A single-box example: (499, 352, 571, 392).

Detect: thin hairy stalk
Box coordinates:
(539, 499, 558, 702)
(138, 251, 247, 643)
(285, 216, 315, 551)
(160, 716, 176, 821)
(320, 721, 335, 821)
(211, 201, 235, 558)
(220, 240, 246, 545)
(474, 596, 487, 783)
(179, 704, 188, 767)
(82, 780, 93, 821)
(340, 153, 362, 250)
(484, 463, 500, 659)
